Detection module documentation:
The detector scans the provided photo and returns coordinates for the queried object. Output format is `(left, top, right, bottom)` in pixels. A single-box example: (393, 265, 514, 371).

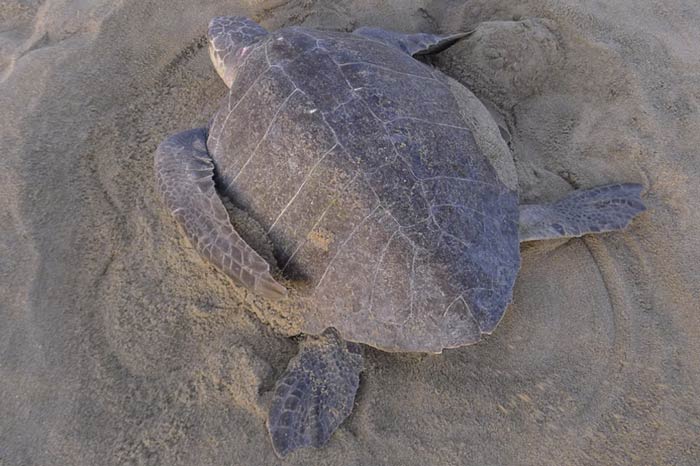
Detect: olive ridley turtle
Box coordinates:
(154, 16, 646, 457)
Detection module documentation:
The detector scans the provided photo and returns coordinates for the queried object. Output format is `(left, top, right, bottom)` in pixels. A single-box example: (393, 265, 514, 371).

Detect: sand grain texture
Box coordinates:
(1, 0, 699, 465)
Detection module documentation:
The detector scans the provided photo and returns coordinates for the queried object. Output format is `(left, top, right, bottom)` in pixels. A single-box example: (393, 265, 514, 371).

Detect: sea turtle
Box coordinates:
(154, 16, 646, 457)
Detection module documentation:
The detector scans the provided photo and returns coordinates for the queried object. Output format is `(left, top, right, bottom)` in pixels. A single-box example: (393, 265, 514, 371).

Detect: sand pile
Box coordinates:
(1, 0, 698, 464)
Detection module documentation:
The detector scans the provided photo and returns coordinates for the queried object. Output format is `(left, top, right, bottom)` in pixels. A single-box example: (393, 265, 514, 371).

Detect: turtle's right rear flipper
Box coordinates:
(267, 329, 364, 457)
(518, 183, 646, 242)
(154, 128, 287, 299)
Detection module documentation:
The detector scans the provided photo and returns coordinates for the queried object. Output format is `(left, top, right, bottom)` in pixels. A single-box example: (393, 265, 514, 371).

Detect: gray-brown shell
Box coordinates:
(207, 27, 520, 353)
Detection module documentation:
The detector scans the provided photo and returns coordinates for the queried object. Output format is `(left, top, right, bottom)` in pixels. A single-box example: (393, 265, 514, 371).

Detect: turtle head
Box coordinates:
(207, 16, 269, 88)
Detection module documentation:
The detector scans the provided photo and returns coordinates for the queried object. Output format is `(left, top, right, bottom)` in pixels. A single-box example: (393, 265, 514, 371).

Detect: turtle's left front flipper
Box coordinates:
(154, 128, 287, 299)
(519, 183, 646, 242)
(267, 329, 364, 457)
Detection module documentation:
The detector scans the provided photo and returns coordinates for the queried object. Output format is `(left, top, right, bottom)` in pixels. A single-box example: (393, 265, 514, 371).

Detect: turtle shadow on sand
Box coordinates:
(154, 16, 645, 457)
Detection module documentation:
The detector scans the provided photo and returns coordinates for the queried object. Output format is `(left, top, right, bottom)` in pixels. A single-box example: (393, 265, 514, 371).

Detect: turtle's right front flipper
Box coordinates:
(154, 128, 287, 299)
(353, 27, 472, 56)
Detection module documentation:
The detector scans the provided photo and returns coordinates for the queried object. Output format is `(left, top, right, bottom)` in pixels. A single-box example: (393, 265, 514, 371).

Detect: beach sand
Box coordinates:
(1, 0, 698, 464)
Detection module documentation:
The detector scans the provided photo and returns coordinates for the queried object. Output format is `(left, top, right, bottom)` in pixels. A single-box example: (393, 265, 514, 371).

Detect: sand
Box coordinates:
(1, 0, 699, 464)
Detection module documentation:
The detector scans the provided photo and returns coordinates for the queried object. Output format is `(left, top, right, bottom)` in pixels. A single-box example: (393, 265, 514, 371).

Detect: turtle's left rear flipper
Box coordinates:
(154, 128, 287, 299)
(519, 183, 646, 242)
(267, 329, 364, 457)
